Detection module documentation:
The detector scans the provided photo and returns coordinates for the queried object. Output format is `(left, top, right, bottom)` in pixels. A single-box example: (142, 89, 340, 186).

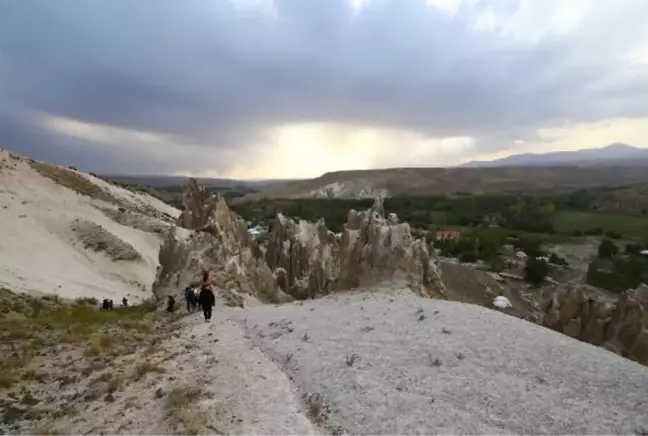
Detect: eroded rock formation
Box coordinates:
(153, 178, 288, 306)
(155, 179, 445, 305)
(265, 197, 445, 299)
(543, 284, 648, 366)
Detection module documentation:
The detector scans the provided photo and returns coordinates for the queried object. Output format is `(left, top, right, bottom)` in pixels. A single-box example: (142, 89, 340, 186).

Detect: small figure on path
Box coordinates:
(184, 285, 197, 312)
(122, 297, 128, 307)
(166, 295, 176, 313)
(198, 270, 215, 322)
(101, 299, 110, 312)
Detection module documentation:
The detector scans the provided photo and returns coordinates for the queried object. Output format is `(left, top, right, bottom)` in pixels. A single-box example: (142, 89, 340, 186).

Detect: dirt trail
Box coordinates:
(179, 314, 317, 435)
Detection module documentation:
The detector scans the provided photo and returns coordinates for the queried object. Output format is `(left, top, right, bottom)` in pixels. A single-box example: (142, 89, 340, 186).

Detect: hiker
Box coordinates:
(101, 299, 110, 312)
(184, 286, 197, 312)
(166, 295, 176, 313)
(122, 297, 128, 307)
(198, 270, 215, 322)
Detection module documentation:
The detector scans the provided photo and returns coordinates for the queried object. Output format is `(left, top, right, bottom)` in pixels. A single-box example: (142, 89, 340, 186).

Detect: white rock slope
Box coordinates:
(240, 288, 648, 435)
(0, 149, 179, 302)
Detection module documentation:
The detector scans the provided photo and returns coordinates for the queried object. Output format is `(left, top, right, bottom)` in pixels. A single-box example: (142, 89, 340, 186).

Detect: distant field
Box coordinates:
(552, 211, 648, 240)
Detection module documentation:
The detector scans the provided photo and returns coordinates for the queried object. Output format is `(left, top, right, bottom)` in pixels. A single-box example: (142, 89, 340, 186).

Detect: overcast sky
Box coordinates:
(1, 0, 648, 179)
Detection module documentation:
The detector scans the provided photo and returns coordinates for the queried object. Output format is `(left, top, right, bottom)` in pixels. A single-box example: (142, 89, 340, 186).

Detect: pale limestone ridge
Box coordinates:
(264, 195, 446, 299)
(156, 179, 445, 306)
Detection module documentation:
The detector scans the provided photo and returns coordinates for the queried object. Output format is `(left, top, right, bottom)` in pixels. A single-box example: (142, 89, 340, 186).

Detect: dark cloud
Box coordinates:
(1, 0, 648, 175)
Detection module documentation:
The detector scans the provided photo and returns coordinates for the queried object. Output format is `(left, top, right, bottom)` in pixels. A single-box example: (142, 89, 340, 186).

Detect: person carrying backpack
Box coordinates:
(198, 270, 215, 322)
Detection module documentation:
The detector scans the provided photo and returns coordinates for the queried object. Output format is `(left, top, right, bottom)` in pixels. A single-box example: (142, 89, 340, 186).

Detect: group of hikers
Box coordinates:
(165, 270, 216, 322)
(100, 297, 128, 311)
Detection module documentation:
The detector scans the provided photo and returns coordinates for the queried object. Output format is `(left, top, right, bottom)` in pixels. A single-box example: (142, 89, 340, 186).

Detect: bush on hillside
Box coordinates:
(598, 239, 619, 259)
(524, 258, 549, 285)
(549, 253, 568, 266)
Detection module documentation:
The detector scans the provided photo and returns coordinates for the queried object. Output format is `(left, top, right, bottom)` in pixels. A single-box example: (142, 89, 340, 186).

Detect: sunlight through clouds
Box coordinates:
(1, 0, 648, 177)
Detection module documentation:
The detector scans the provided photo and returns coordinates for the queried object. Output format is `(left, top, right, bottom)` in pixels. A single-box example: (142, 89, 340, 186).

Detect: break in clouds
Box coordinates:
(1, 0, 648, 178)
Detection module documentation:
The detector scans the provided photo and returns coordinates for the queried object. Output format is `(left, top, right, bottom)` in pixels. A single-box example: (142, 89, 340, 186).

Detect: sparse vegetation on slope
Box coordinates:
(70, 219, 142, 261)
(0, 287, 185, 434)
(28, 160, 119, 205)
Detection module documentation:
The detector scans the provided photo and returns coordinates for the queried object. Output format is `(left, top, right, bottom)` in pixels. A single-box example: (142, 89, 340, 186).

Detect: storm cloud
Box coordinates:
(1, 0, 648, 178)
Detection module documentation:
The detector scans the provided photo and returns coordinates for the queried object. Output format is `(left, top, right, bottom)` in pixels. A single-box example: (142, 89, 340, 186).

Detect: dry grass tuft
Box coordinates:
(166, 386, 204, 409)
(133, 360, 166, 381)
(166, 385, 207, 435)
(345, 352, 359, 367)
(106, 375, 123, 393)
(0, 371, 17, 389)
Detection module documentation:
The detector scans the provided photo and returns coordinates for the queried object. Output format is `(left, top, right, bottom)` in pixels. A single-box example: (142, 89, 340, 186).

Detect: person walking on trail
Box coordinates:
(166, 295, 176, 313)
(198, 270, 215, 322)
(184, 285, 197, 312)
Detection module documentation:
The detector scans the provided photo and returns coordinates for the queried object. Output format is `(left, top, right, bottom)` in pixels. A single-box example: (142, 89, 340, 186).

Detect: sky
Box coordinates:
(1, 0, 648, 179)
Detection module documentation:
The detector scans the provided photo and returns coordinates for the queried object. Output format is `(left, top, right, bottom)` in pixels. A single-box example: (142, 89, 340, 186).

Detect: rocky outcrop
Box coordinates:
(156, 179, 445, 305)
(176, 178, 216, 231)
(543, 284, 648, 366)
(265, 197, 445, 299)
(153, 178, 288, 305)
(631, 283, 648, 308)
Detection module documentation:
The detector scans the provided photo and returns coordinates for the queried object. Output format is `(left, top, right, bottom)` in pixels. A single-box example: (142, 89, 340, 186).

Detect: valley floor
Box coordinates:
(6, 287, 648, 435)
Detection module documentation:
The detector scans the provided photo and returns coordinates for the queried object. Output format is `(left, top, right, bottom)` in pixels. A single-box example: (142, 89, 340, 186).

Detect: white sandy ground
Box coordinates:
(229, 286, 648, 435)
(0, 150, 179, 303)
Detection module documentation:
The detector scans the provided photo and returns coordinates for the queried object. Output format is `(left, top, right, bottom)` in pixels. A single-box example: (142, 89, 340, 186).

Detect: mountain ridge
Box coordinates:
(460, 143, 648, 168)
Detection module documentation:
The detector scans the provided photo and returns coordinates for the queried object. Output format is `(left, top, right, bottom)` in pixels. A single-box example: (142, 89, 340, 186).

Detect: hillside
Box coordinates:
(237, 165, 648, 201)
(0, 149, 180, 302)
(2, 166, 648, 435)
(461, 143, 648, 168)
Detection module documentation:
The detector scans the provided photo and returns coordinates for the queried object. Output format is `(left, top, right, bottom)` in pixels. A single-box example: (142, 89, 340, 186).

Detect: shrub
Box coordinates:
(524, 258, 549, 285)
(598, 239, 619, 259)
(549, 253, 568, 266)
(489, 257, 506, 273)
(458, 251, 477, 263)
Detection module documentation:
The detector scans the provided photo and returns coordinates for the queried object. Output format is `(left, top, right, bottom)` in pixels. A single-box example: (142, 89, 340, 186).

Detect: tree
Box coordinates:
(524, 258, 549, 285)
(539, 202, 556, 215)
(598, 239, 619, 259)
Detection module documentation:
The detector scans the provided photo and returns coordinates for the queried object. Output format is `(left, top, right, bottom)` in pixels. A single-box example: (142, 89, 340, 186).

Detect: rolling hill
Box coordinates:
(0, 148, 180, 302)
(237, 164, 648, 201)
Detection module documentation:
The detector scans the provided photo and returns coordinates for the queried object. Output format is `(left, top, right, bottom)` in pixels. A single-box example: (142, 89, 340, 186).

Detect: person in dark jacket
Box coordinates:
(166, 295, 176, 313)
(198, 270, 215, 322)
(184, 286, 197, 312)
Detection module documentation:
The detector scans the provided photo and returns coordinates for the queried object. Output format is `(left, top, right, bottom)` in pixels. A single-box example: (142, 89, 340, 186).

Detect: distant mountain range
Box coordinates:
(460, 143, 648, 168)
